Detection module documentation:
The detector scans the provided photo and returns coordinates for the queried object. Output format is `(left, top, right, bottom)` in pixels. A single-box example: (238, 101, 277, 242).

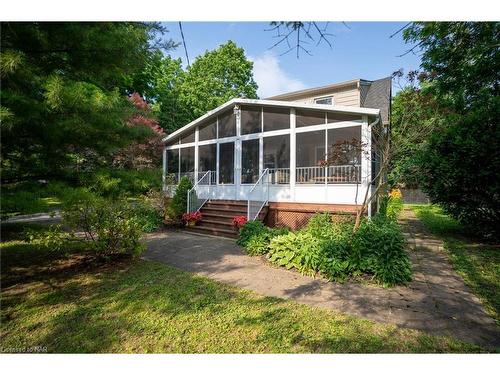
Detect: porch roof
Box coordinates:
(162, 98, 380, 143)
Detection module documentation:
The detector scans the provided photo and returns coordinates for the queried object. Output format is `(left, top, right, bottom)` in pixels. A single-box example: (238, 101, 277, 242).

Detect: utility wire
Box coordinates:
(178, 22, 190, 67)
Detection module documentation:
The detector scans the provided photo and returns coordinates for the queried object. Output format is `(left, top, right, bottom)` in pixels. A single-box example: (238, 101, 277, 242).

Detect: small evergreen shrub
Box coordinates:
(170, 177, 193, 219)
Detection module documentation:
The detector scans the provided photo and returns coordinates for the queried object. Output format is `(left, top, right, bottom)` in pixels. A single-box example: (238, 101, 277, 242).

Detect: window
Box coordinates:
(218, 142, 234, 184)
(241, 139, 260, 184)
(264, 134, 290, 184)
(315, 96, 333, 105)
(180, 131, 195, 144)
(166, 149, 179, 182)
(327, 112, 361, 123)
(263, 107, 290, 131)
(218, 110, 236, 138)
(296, 109, 326, 128)
(241, 106, 262, 135)
(296, 130, 325, 184)
(327, 126, 362, 165)
(199, 119, 217, 141)
(263, 135, 289, 169)
(198, 144, 216, 172)
(179, 147, 195, 173)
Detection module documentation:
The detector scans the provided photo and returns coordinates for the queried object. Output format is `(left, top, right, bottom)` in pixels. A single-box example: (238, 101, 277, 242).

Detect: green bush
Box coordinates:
(87, 169, 162, 198)
(248, 213, 412, 286)
(170, 177, 193, 219)
(351, 217, 412, 285)
(63, 196, 145, 257)
(236, 220, 267, 247)
(236, 221, 289, 256)
(268, 232, 323, 275)
(25, 224, 71, 253)
(305, 212, 334, 239)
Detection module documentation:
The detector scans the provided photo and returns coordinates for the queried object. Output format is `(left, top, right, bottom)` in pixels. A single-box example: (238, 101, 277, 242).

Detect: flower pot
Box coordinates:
(187, 220, 196, 227)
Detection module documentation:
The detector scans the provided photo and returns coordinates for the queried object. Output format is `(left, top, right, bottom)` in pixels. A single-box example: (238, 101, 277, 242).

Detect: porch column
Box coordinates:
(194, 126, 199, 182)
(162, 146, 167, 192)
(361, 115, 372, 217)
(290, 108, 296, 201)
(234, 105, 241, 199)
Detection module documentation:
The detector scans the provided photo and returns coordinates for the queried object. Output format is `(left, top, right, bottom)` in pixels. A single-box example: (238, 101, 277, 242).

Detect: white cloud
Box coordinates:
(249, 52, 307, 98)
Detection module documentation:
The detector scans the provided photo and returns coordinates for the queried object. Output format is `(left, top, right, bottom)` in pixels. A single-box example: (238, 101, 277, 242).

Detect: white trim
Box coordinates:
(290, 108, 296, 200)
(314, 95, 334, 105)
(194, 126, 199, 180)
(162, 98, 379, 142)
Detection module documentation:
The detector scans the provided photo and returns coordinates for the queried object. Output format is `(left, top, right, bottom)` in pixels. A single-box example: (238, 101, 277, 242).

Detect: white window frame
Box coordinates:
(314, 96, 334, 105)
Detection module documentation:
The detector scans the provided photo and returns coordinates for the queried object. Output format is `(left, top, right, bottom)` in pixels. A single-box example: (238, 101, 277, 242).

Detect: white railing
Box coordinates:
(296, 166, 326, 184)
(327, 164, 361, 183)
(268, 168, 290, 184)
(295, 165, 361, 184)
(197, 171, 217, 185)
(247, 168, 270, 221)
(187, 171, 214, 213)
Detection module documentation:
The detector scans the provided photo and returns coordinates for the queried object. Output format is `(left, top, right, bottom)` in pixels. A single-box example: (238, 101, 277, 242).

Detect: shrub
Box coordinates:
(63, 196, 145, 257)
(268, 232, 323, 275)
(260, 213, 411, 286)
(236, 220, 267, 247)
(25, 224, 71, 253)
(351, 217, 412, 285)
(170, 177, 193, 219)
(245, 235, 270, 256)
(305, 212, 334, 239)
(132, 201, 163, 232)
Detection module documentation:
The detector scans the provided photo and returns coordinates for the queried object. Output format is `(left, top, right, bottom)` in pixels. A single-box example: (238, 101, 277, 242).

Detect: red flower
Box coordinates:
(232, 216, 247, 228)
(182, 212, 202, 223)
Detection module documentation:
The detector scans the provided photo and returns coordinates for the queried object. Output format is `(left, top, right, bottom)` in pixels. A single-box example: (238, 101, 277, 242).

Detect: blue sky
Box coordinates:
(162, 22, 421, 98)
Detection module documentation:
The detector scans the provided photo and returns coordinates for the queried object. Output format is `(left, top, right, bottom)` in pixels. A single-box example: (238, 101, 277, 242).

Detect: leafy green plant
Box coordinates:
(170, 177, 193, 219)
(351, 217, 412, 285)
(268, 232, 323, 276)
(63, 196, 145, 257)
(305, 212, 334, 239)
(25, 225, 71, 253)
(236, 220, 267, 247)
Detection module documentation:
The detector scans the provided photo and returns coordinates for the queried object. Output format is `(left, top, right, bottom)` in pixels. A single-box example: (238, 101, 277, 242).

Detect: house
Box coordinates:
(162, 77, 391, 236)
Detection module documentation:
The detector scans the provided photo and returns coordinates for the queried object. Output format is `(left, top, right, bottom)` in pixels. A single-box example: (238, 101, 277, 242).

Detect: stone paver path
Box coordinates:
(144, 209, 500, 349)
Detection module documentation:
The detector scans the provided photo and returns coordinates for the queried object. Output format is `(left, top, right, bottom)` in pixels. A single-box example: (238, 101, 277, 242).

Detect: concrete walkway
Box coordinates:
(144, 210, 500, 349)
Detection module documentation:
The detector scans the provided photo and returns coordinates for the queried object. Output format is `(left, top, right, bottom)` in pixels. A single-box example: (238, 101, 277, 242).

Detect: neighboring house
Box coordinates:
(162, 77, 391, 235)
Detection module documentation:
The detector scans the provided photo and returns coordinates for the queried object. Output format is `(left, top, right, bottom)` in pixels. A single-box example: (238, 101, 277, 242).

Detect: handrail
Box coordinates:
(247, 168, 269, 221)
(187, 170, 212, 213)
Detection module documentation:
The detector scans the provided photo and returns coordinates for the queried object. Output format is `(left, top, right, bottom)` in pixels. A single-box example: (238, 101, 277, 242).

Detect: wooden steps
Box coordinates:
(185, 200, 268, 239)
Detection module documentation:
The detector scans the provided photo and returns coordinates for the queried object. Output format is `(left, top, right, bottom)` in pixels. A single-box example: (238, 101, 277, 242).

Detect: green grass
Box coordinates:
(410, 204, 500, 324)
(0, 224, 486, 353)
(0, 169, 162, 219)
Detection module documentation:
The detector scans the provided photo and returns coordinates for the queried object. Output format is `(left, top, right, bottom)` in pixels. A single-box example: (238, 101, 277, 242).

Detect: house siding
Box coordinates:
(280, 86, 360, 107)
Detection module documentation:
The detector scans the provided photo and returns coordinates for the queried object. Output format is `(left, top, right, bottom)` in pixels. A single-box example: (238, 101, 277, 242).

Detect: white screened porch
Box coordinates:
(162, 99, 379, 213)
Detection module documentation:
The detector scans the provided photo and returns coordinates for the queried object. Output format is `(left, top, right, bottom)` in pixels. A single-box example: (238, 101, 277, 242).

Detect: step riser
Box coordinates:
(185, 226, 238, 239)
(203, 205, 248, 211)
(201, 208, 247, 215)
(200, 215, 235, 224)
(199, 221, 238, 230)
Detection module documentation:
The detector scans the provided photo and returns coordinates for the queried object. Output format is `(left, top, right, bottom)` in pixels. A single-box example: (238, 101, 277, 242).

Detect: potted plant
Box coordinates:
(232, 216, 247, 229)
(182, 212, 202, 227)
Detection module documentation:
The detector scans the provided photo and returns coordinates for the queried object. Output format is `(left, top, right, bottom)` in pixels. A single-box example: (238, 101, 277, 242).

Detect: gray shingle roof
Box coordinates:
(362, 76, 392, 124)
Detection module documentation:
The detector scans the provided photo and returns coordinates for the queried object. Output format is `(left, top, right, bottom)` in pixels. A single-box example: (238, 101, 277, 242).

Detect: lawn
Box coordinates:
(0, 169, 161, 219)
(410, 204, 500, 324)
(0, 223, 487, 353)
